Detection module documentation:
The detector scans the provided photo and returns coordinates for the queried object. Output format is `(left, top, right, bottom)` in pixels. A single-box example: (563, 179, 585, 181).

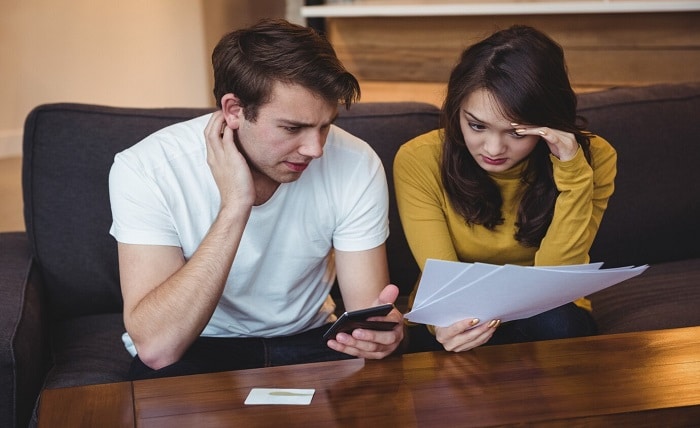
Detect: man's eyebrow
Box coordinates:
(278, 119, 312, 127)
(279, 113, 339, 127)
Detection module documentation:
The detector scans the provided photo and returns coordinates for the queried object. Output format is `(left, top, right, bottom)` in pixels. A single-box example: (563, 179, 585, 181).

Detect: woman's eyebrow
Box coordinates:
(464, 110, 484, 123)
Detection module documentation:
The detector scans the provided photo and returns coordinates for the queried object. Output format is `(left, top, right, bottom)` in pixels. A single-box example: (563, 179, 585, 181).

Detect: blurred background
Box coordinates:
(1, 0, 698, 232)
(0, 0, 291, 232)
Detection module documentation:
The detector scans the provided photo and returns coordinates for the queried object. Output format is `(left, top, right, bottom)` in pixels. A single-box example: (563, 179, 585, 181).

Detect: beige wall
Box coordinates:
(0, 0, 286, 158)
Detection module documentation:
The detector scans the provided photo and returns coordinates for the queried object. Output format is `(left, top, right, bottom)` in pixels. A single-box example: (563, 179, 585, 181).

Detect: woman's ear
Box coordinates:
(220, 94, 243, 129)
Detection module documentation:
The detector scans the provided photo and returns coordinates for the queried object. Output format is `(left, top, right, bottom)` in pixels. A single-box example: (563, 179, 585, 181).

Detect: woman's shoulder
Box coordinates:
(397, 129, 444, 159)
(586, 134, 617, 178)
(587, 133, 617, 164)
(588, 134, 616, 156)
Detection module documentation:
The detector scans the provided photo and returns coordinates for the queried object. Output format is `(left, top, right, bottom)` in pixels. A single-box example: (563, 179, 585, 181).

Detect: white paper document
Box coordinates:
(404, 259, 648, 327)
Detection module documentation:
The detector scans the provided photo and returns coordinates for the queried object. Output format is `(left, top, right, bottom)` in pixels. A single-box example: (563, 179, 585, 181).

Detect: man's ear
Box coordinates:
(220, 93, 244, 129)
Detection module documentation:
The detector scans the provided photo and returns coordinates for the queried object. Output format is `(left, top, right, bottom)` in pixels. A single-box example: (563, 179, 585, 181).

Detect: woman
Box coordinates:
(394, 25, 617, 353)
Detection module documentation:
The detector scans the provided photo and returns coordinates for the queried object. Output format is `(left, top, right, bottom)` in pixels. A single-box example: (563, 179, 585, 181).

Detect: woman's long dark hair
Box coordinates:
(441, 25, 592, 247)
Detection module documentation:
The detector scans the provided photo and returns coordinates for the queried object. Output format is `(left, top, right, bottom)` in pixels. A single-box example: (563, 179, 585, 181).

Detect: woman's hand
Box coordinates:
(435, 318, 500, 352)
(513, 123, 579, 161)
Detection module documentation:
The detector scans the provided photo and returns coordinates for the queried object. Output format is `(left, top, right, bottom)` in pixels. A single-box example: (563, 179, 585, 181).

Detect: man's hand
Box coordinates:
(326, 284, 405, 359)
(204, 111, 256, 210)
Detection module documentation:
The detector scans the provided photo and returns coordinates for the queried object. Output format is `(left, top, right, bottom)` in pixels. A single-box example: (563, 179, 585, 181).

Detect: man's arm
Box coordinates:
(328, 244, 404, 359)
(119, 111, 255, 370)
(119, 204, 250, 369)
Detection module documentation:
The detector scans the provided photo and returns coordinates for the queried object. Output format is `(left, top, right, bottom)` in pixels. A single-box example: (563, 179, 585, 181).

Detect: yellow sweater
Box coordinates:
(394, 129, 617, 313)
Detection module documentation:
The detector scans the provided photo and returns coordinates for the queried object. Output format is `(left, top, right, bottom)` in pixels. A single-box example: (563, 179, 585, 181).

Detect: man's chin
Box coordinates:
(279, 173, 304, 183)
(265, 170, 304, 184)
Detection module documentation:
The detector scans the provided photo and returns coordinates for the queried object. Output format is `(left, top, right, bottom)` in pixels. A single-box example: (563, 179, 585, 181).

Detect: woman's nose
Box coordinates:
(483, 134, 506, 156)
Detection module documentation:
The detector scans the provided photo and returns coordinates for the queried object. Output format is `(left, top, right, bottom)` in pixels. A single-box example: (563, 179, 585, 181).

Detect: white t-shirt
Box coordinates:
(109, 113, 389, 346)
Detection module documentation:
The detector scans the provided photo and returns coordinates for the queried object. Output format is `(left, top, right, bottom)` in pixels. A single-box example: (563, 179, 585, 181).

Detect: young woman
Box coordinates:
(394, 25, 617, 353)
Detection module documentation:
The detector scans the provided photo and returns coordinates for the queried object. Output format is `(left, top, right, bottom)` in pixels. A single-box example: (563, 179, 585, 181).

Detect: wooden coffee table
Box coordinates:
(38, 326, 700, 427)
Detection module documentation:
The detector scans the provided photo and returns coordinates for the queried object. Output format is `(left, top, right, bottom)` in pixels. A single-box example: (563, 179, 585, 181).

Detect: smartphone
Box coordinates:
(322, 303, 398, 340)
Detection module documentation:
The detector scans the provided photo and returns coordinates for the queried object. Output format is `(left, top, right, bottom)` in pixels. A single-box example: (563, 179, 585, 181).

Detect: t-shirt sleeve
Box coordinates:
(330, 134, 390, 252)
(108, 152, 182, 247)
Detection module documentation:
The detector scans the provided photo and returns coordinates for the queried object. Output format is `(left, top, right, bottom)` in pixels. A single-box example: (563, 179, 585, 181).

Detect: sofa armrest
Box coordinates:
(0, 232, 50, 428)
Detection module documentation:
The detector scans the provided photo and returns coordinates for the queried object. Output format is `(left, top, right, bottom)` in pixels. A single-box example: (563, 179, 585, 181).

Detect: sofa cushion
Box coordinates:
(589, 258, 700, 334)
(43, 313, 131, 389)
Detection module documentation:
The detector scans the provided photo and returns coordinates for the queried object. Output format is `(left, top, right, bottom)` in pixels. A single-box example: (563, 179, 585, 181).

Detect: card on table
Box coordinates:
(244, 388, 315, 405)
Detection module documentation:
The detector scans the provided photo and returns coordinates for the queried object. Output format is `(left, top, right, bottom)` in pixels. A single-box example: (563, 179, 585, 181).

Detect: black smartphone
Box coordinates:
(322, 303, 398, 341)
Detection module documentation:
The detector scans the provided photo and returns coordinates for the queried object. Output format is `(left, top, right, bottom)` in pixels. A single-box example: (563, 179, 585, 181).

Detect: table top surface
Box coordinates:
(39, 326, 700, 427)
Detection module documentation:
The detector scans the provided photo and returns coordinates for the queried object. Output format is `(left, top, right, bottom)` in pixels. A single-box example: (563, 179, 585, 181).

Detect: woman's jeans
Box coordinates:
(128, 323, 353, 380)
(406, 302, 598, 353)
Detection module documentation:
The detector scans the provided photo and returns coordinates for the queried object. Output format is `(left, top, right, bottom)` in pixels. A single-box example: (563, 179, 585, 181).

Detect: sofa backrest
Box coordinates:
(26, 83, 698, 319)
(579, 82, 700, 267)
(22, 102, 440, 318)
(22, 104, 213, 318)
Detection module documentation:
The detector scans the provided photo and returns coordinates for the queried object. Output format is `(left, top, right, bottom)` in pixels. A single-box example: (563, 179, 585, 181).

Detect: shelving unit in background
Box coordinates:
(302, 1, 700, 103)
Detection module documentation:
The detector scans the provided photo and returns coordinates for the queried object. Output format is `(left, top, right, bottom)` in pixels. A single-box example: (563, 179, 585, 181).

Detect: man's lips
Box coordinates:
(284, 161, 309, 172)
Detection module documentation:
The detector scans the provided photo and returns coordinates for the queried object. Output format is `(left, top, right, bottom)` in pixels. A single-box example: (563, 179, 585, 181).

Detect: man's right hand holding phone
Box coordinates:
(325, 285, 405, 359)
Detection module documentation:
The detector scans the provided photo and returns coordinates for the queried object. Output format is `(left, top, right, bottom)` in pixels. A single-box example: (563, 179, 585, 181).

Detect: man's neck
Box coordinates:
(253, 174, 280, 206)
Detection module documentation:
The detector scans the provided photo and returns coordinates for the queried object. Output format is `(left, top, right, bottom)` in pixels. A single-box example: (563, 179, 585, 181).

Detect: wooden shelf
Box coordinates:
(302, 1, 700, 18)
(321, 11, 700, 88)
(357, 81, 613, 107)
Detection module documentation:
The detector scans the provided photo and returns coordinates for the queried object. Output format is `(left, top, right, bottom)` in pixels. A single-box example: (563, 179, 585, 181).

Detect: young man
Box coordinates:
(109, 19, 404, 379)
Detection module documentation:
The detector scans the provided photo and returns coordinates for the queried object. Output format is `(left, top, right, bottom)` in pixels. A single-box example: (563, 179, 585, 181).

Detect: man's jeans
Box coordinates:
(128, 323, 353, 380)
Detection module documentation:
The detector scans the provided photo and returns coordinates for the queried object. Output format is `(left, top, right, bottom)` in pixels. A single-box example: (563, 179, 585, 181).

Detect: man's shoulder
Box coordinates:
(295, 125, 387, 196)
(115, 113, 211, 169)
(321, 125, 382, 167)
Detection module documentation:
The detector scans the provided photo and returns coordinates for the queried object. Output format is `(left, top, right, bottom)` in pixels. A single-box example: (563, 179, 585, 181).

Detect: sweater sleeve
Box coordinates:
(394, 133, 459, 270)
(534, 136, 617, 266)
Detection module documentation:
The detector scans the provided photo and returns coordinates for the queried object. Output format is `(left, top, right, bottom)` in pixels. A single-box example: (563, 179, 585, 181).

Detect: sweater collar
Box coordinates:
(488, 158, 529, 181)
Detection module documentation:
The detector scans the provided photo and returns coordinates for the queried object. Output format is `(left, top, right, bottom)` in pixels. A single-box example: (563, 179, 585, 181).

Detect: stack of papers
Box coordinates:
(404, 259, 648, 327)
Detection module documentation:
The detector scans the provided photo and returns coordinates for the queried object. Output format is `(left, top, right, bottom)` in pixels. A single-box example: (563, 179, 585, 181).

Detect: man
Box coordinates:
(109, 19, 404, 379)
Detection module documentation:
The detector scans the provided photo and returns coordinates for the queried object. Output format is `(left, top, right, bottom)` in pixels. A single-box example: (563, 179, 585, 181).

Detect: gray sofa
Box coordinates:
(2, 82, 700, 427)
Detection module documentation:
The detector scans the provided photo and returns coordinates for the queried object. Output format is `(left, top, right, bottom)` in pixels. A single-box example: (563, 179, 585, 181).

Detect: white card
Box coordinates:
(244, 388, 315, 405)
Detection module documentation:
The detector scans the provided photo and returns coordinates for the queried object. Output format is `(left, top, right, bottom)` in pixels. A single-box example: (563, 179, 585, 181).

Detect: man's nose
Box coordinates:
(299, 132, 324, 158)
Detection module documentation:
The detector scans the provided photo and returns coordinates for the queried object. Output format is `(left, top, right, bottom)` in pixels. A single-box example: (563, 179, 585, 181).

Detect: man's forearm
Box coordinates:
(125, 206, 250, 369)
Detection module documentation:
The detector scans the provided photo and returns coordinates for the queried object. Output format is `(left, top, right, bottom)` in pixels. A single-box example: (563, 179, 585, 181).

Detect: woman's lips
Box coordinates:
(482, 156, 507, 166)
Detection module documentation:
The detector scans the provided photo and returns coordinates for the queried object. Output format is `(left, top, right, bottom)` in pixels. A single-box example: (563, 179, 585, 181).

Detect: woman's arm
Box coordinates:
(535, 136, 617, 266)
